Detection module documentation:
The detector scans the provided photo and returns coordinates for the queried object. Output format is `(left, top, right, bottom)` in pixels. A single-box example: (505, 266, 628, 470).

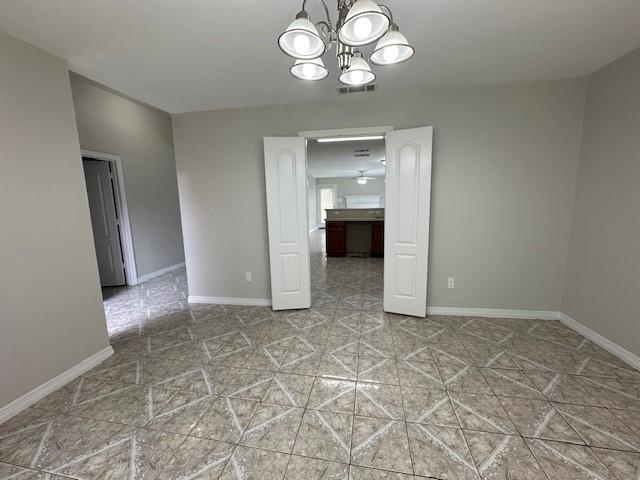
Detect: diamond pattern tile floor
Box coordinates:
(2, 230, 639, 479)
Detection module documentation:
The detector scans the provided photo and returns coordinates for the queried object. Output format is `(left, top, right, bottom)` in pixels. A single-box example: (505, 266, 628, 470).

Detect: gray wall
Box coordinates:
(173, 79, 586, 309)
(70, 74, 185, 278)
(0, 33, 110, 408)
(563, 48, 640, 356)
(317, 176, 386, 208)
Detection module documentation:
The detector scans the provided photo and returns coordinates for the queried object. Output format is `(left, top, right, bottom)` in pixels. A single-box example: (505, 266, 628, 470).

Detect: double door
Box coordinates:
(264, 126, 433, 316)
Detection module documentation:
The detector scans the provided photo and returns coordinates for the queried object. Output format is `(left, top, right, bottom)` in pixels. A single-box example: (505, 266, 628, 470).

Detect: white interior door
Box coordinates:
(383, 126, 433, 317)
(83, 159, 126, 287)
(264, 137, 311, 310)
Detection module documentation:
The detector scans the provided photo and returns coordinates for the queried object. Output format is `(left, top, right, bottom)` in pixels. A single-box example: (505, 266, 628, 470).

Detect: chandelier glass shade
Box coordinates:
(278, 13, 326, 59)
(339, 0, 390, 46)
(338, 52, 375, 85)
(278, 0, 413, 86)
(290, 57, 330, 80)
(369, 26, 414, 65)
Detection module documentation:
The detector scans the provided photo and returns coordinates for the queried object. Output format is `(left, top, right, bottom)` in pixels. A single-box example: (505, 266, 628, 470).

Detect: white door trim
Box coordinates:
(299, 125, 393, 139)
(81, 149, 138, 285)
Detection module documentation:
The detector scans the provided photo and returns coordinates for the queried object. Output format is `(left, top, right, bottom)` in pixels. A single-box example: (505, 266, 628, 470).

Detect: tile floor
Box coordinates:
(1, 230, 640, 479)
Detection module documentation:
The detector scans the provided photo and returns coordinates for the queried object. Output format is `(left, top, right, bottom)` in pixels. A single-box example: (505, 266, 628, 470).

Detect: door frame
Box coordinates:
(316, 183, 337, 228)
(266, 125, 433, 317)
(299, 125, 394, 139)
(81, 149, 138, 285)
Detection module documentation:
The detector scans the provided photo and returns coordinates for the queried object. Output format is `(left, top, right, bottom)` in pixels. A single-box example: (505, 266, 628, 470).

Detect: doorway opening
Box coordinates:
(306, 132, 387, 313)
(264, 125, 433, 317)
(81, 150, 137, 289)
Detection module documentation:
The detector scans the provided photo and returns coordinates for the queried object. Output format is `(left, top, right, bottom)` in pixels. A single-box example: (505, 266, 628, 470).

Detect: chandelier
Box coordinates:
(278, 0, 414, 85)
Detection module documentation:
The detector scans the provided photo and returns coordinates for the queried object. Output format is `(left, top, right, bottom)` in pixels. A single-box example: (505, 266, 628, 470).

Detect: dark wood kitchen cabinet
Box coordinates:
(326, 221, 346, 256)
(325, 220, 385, 257)
(370, 221, 384, 257)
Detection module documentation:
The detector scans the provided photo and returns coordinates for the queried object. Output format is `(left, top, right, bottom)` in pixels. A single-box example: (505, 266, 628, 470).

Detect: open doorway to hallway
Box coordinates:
(83, 157, 127, 287)
(82, 157, 127, 287)
(81, 150, 137, 289)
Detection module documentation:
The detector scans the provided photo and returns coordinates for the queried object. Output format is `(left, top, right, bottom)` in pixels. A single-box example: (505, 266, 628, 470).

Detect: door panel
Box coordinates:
(384, 127, 433, 317)
(264, 137, 311, 310)
(281, 254, 300, 293)
(83, 159, 126, 286)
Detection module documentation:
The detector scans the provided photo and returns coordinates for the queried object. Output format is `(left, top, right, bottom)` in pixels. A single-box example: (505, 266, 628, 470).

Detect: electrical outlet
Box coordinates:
(448, 277, 455, 289)
(245, 271, 252, 282)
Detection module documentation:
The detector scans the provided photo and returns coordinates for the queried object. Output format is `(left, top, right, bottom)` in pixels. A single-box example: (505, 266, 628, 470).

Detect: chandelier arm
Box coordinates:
(301, 0, 335, 33)
(315, 21, 332, 38)
(378, 4, 394, 25)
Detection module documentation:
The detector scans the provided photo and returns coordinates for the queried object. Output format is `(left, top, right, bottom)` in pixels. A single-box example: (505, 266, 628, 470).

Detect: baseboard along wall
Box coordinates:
(0, 346, 114, 425)
(558, 312, 640, 370)
(135, 262, 185, 284)
(188, 295, 272, 306)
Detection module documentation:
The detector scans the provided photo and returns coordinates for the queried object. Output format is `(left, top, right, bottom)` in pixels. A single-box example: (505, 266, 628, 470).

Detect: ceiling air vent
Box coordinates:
(337, 84, 376, 95)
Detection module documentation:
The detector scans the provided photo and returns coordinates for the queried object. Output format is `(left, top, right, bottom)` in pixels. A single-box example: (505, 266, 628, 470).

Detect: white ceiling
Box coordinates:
(308, 139, 385, 178)
(1, 1, 640, 113)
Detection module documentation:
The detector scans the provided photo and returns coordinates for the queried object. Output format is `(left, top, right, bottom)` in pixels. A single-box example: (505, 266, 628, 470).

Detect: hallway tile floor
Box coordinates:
(1, 231, 640, 479)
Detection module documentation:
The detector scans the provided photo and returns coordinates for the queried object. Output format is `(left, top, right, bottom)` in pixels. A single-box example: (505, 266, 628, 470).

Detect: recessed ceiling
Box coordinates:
(308, 139, 385, 178)
(1, 0, 639, 113)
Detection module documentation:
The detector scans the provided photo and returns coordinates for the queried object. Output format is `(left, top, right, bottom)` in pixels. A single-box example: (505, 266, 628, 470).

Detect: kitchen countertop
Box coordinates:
(325, 218, 384, 222)
(325, 208, 384, 222)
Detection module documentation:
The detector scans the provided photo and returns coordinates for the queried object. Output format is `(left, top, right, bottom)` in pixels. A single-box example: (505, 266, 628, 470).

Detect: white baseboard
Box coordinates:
(559, 313, 640, 370)
(186, 297, 638, 370)
(188, 295, 272, 307)
(428, 307, 639, 369)
(0, 346, 114, 425)
(135, 262, 185, 284)
(185, 301, 557, 318)
(427, 306, 560, 320)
